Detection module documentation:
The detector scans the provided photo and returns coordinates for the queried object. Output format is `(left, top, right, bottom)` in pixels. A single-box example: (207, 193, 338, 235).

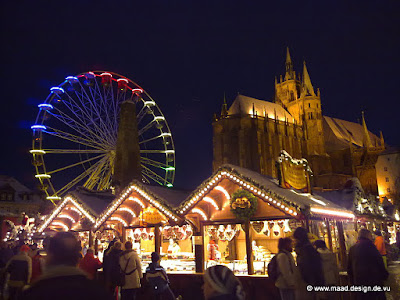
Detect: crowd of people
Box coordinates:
(0, 226, 392, 300)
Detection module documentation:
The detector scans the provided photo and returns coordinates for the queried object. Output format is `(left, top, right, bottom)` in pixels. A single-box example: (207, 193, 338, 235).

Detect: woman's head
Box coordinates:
(203, 265, 245, 300)
(278, 237, 292, 252)
(293, 227, 309, 243)
(113, 241, 122, 250)
(124, 241, 133, 250)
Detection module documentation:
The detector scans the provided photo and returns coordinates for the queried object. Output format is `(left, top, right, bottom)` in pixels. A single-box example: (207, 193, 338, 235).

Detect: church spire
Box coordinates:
(285, 47, 295, 80)
(379, 131, 385, 148)
(302, 61, 315, 96)
(220, 93, 228, 118)
(361, 111, 373, 148)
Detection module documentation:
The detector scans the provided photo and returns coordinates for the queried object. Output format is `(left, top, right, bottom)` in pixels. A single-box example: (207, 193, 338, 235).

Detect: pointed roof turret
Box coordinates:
(285, 47, 295, 81)
(379, 131, 385, 148)
(361, 111, 373, 148)
(220, 93, 228, 118)
(302, 61, 315, 96)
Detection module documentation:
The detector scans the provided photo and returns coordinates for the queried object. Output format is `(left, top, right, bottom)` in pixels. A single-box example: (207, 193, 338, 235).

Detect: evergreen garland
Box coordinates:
(230, 189, 258, 220)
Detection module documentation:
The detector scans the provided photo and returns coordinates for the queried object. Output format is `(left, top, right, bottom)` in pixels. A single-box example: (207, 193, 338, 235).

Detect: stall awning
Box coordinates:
(94, 180, 187, 230)
(38, 187, 113, 232)
(178, 164, 354, 225)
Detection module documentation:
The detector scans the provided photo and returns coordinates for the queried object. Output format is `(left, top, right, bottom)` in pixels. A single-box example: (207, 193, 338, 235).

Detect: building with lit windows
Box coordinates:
(376, 148, 400, 205)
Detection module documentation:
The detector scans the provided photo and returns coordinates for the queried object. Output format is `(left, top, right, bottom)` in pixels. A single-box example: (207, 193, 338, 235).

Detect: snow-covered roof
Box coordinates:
(227, 94, 295, 123)
(0, 175, 42, 203)
(220, 164, 348, 212)
(323, 116, 381, 150)
(68, 187, 115, 216)
(143, 185, 191, 209)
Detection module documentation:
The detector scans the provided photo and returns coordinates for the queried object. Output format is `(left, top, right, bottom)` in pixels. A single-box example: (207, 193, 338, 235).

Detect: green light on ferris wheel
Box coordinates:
(166, 183, 173, 188)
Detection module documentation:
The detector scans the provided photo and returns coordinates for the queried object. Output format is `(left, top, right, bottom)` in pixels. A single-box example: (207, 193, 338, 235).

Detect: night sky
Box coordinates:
(1, 1, 399, 191)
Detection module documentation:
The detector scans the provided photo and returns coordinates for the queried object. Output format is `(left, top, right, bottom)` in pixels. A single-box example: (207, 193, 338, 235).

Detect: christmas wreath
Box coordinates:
(230, 189, 258, 220)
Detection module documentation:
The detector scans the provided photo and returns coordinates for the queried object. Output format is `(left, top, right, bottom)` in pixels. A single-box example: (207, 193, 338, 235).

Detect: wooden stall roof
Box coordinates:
(178, 164, 355, 227)
(38, 187, 114, 232)
(94, 180, 188, 230)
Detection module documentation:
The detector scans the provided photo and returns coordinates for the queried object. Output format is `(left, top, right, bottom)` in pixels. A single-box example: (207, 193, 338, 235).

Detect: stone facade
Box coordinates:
(213, 49, 385, 194)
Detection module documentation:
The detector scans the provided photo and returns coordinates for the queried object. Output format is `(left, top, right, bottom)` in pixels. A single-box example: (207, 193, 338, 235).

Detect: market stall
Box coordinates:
(37, 187, 113, 258)
(178, 163, 355, 275)
(93, 180, 196, 272)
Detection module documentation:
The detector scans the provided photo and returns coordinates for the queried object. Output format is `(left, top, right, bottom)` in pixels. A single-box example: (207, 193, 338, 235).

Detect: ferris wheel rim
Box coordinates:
(31, 70, 176, 202)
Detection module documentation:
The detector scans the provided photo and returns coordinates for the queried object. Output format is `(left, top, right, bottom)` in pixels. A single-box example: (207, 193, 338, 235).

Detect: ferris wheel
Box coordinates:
(31, 71, 175, 203)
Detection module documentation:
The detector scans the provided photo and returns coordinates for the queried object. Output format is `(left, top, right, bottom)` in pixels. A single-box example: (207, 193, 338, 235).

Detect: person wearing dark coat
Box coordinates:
(105, 241, 123, 294)
(347, 228, 389, 300)
(293, 227, 324, 300)
(20, 232, 112, 300)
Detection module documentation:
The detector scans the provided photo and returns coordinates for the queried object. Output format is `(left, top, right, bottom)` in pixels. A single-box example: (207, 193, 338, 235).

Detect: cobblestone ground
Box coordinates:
(386, 261, 400, 300)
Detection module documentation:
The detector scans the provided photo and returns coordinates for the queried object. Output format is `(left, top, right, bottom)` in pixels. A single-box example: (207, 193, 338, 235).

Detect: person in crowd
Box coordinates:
(396, 230, 400, 250)
(145, 252, 182, 300)
(313, 240, 339, 300)
(293, 227, 324, 300)
(374, 230, 387, 268)
(0, 242, 14, 296)
(105, 241, 123, 294)
(4, 244, 32, 300)
(275, 237, 298, 300)
(79, 248, 102, 280)
(202, 265, 245, 300)
(347, 228, 388, 300)
(119, 241, 142, 300)
(20, 232, 112, 300)
(102, 240, 117, 285)
(30, 248, 46, 283)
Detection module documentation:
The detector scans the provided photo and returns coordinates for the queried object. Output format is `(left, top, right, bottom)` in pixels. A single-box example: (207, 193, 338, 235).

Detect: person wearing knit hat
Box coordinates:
(203, 265, 245, 300)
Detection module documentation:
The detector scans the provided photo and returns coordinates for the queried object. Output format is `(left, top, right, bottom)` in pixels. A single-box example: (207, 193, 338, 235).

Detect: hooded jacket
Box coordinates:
(316, 248, 339, 285)
(119, 250, 142, 289)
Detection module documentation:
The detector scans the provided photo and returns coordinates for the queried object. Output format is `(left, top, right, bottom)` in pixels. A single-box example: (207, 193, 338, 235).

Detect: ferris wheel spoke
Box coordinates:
(138, 119, 156, 136)
(43, 149, 107, 154)
(141, 157, 172, 169)
(75, 83, 113, 139)
(140, 150, 173, 154)
(55, 159, 106, 195)
(48, 108, 112, 146)
(61, 93, 114, 146)
(97, 164, 113, 190)
(47, 153, 107, 175)
(45, 127, 108, 150)
(141, 165, 167, 185)
(138, 134, 164, 145)
(142, 173, 152, 184)
(83, 156, 109, 189)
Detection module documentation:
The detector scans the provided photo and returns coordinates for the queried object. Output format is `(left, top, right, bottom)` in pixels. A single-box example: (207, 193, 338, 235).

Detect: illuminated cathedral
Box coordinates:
(213, 48, 385, 195)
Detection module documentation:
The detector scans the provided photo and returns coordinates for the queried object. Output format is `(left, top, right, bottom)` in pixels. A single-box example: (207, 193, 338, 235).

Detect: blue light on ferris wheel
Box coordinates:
(38, 104, 54, 110)
(50, 87, 65, 94)
(31, 125, 47, 130)
(66, 76, 79, 83)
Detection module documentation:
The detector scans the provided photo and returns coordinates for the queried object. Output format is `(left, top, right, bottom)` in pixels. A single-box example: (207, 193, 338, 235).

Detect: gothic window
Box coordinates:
(317, 104, 319, 108)
(308, 103, 311, 108)
(386, 177, 389, 182)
